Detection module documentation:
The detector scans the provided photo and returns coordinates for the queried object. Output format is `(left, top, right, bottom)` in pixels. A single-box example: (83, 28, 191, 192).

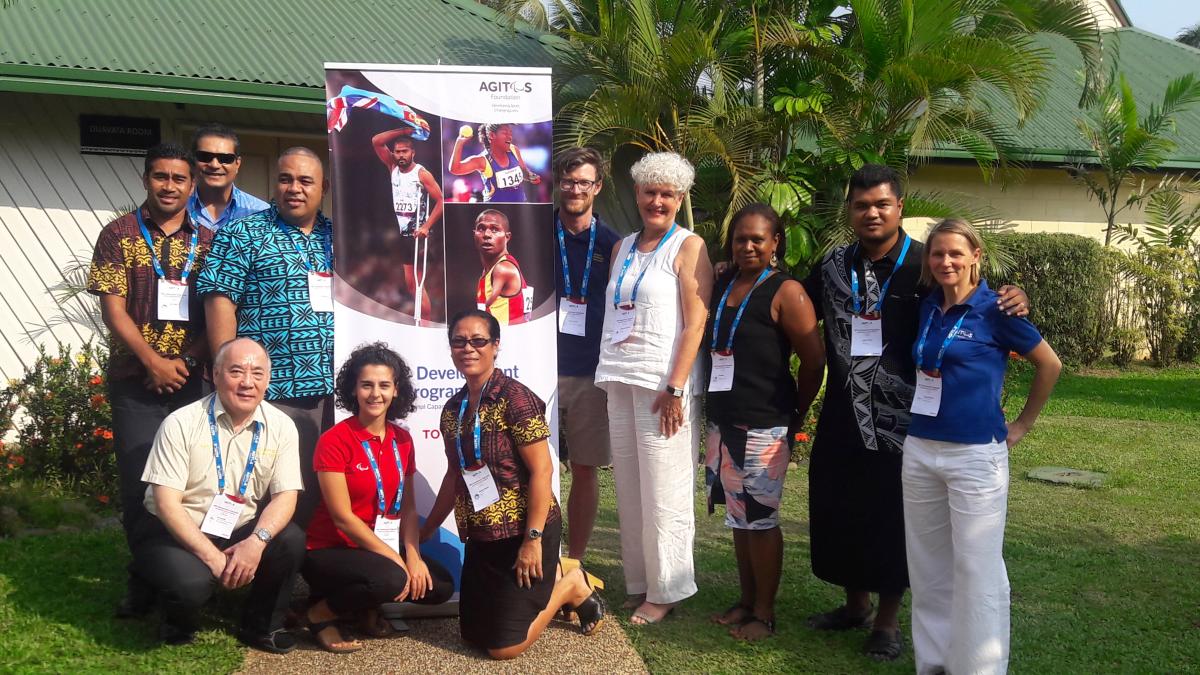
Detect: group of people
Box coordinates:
(87, 119, 1060, 672)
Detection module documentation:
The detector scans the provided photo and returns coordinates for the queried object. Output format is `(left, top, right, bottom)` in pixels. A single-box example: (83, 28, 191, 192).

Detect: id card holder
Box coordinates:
(708, 351, 735, 392)
(851, 314, 883, 356)
(910, 370, 943, 416)
(373, 514, 402, 553)
(157, 279, 190, 322)
(199, 493, 244, 539)
(462, 464, 500, 512)
(308, 271, 334, 312)
(610, 305, 636, 344)
(558, 298, 587, 336)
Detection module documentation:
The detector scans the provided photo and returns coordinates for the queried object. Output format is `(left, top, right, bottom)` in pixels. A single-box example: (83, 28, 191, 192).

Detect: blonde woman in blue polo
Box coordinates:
(902, 219, 1061, 675)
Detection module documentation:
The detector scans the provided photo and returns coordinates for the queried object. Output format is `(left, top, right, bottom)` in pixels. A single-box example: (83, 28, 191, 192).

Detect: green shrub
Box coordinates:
(1178, 243, 1200, 363)
(1, 343, 117, 502)
(1123, 247, 1193, 367)
(991, 233, 1112, 366)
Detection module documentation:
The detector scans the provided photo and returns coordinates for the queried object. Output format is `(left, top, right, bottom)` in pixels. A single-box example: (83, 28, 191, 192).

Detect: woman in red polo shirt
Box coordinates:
(301, 342, 453, 653)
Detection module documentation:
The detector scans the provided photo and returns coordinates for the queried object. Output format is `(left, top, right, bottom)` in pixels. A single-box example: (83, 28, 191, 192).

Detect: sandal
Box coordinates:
(806, 604, 875, 631)
(569, 565, 606, 636)
(731, 615, 776, 641)
(303, 613, 363, 654)
(710, 602, 753, 626)
(863, 628, 904, 661)
(630, 602, 676, 625)
(357, 607, 393, 638)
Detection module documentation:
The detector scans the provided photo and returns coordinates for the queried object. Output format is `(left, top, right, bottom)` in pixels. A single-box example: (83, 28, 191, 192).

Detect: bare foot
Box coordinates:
(710, 604, 752, 625)
(730, 616, 775, 641)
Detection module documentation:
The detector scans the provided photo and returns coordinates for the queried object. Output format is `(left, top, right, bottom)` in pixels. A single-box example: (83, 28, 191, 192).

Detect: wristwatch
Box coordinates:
(527, 528, 542, 541)
(665, 385, 685, 398)
(182, 355, 198, 369)
(254, 528, 273, 544)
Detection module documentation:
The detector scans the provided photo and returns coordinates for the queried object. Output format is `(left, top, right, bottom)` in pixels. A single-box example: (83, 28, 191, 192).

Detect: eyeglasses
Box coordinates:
(450, 337, 494, 349)
(559, 179, 597, 192)
(195, 151, 238, 165)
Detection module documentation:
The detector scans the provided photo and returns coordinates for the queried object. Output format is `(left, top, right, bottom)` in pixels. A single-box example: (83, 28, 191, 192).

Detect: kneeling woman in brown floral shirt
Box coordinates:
(422, 309, 604, 659)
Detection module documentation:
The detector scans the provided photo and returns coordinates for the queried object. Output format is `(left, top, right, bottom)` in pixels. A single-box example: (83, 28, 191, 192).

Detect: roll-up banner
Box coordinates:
(325, 64, 558, 602)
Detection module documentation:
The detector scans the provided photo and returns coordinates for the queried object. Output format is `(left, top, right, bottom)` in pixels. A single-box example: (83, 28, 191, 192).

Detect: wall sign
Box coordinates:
(79, 115, 161, 156)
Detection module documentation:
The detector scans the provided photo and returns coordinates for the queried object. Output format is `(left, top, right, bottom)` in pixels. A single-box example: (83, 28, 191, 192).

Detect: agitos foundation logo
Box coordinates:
(479, 81, 533, 93)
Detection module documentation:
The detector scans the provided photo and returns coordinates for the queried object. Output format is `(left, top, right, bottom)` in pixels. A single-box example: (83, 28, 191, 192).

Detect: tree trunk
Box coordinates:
(682, 190, 695, 231)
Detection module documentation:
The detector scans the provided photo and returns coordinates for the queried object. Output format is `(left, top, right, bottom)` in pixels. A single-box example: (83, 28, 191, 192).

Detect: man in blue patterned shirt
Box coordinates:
(198, 147, 333, 525)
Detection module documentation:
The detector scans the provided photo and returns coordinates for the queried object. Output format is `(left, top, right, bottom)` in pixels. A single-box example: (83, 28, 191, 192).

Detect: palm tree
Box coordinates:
(553, 0, 773, 231)
(1069, 70, 1200, 245)
(1179, 23, 1200, 49)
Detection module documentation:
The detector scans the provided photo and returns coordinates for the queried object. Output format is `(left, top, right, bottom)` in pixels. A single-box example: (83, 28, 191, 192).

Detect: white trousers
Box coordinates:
(605, 382, 699, 604)
(902, 435, 1011, 675)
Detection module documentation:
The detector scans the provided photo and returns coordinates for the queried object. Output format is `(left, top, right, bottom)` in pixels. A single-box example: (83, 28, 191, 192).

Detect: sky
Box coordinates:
(1122, 0, 1199, 39)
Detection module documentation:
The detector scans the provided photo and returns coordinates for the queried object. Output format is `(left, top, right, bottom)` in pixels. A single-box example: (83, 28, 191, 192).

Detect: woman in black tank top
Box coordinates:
(702, 204, 825, 640)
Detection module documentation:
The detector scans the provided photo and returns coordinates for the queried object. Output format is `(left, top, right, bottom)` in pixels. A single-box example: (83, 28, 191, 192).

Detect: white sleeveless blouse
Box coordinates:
(594, 227, 700, 393)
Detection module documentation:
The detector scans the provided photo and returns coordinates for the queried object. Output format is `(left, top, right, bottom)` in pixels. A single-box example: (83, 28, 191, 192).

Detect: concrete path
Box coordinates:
(238, 615, 647, 675)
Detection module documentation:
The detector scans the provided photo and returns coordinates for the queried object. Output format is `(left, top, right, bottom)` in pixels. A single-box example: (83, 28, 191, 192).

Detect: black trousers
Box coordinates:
(130, 515, 306, 634)
(270, 395, 334, 528)
(303, 547, 455, 614)
(109, 374, 204, 590)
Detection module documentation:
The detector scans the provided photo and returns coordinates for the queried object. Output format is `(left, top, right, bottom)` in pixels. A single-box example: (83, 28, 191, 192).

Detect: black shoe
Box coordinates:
(115, 581, 155, 619)
(159, 622, 196, 646)
(237, 628, 298, 654)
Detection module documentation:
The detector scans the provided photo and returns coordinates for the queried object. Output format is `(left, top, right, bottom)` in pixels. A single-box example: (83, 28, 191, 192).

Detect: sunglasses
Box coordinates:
(195, 151, 238, 165)
(450, 337, 494, 349)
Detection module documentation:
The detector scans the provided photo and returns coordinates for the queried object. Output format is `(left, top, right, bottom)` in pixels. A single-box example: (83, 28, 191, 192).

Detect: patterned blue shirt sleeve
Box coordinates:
(197, 220, 252, 305)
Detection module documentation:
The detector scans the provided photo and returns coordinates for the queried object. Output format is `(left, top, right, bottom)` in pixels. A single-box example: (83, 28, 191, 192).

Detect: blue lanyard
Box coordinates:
(710, 268, 772, 352)
(613, 223, 678, 308)
(851, 235, 911, 315)
(556, 215, 596, 300)
(136, 209, 199, 282)
(360, 436, 404, 516)
(275, 217, 333, 273)
(207, 397, 261, 497)
(455, 374, 491, 469)
(915, 308, 968, 372)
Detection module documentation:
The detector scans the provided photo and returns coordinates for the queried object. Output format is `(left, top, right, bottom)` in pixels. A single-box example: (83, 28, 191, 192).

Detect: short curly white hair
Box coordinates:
(629, 152, 695, 193)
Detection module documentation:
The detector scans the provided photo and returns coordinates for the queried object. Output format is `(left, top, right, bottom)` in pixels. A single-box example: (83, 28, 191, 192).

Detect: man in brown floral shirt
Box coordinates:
(87, 142, 214, 619)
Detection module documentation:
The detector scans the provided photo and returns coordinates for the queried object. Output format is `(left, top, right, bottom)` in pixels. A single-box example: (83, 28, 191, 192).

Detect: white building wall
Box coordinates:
(0, 93, 324, 381)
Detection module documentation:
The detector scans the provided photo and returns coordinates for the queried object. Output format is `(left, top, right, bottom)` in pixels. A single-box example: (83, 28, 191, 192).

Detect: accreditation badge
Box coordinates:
(610, 305, 636, 344)
(851, 313, 884, 356)
(463, 464, 501, 512)
(708, 350, 735, 392)
(373, 514, 402, 553)
(199, 493, 244, 539)
(157, 279, 190, 322)
(910, 370, 943, 416)
(308, 271, 334, 313)
(558, 298, 587, 336)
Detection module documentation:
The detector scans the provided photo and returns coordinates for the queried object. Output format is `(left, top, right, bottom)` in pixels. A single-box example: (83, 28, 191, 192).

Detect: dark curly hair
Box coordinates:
(334, 342, 417, 420)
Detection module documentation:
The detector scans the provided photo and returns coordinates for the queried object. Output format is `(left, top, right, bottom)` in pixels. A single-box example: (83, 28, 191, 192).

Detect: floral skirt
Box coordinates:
(704, 422, 789, 530)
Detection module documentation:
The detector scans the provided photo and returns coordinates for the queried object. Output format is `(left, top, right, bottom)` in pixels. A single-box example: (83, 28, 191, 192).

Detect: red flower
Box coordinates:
(12, 455, 24, 466)
(93, 427, 105, 438)
(89, 375, 103, 386)
(794, 432, 811, 443)
(89, 394, 106, 408)
(102, 430, 113, 440)
(74, 443, 83, 449)
(97, 494, 110, 505)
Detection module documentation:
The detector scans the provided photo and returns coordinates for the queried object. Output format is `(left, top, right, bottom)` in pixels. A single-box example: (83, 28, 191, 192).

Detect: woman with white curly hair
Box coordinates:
(594, 151, 713, 624)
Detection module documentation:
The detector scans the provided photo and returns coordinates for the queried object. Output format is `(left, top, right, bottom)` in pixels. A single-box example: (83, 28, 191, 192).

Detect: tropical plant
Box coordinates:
(1068, 70, 1200, 245)
(1179, 22, 1200, 50)
(1113, 183, 1200, 250)
(553, 0, 774, 232)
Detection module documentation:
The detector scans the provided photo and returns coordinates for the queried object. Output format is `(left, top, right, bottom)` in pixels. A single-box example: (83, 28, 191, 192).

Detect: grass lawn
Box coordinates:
(574, 364, 1200, 673)
(0, 365, 1196, 673)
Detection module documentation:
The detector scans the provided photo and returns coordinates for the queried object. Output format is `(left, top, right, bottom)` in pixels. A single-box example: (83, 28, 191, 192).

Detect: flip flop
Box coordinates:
(864, 628, 904, 661)
(806, 605, 876, 631)
(630, 603, 676, 625)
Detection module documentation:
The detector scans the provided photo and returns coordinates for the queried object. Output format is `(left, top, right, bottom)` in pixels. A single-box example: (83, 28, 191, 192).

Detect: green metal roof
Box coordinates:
(934, 27, 1200, 169)
(0, 0, 560, 113)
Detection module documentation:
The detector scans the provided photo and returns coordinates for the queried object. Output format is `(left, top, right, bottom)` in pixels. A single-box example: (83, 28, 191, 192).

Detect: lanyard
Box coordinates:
(275, 216, 333, 273)
(207, 397, 261, 497)
(915, 308, 968, 372)
(613, 223, 678, 308)
(455, 373, 492, 470)
(136, 209, 199, 282)
(850, 235, 911, 315)
(710, 268, 773, 352)
(360, 436, 404, 516)
(556, 215, 596, 300)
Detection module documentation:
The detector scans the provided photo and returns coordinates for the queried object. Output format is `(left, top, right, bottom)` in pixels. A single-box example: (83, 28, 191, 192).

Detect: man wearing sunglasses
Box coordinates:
(188, 124, 269, 231)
